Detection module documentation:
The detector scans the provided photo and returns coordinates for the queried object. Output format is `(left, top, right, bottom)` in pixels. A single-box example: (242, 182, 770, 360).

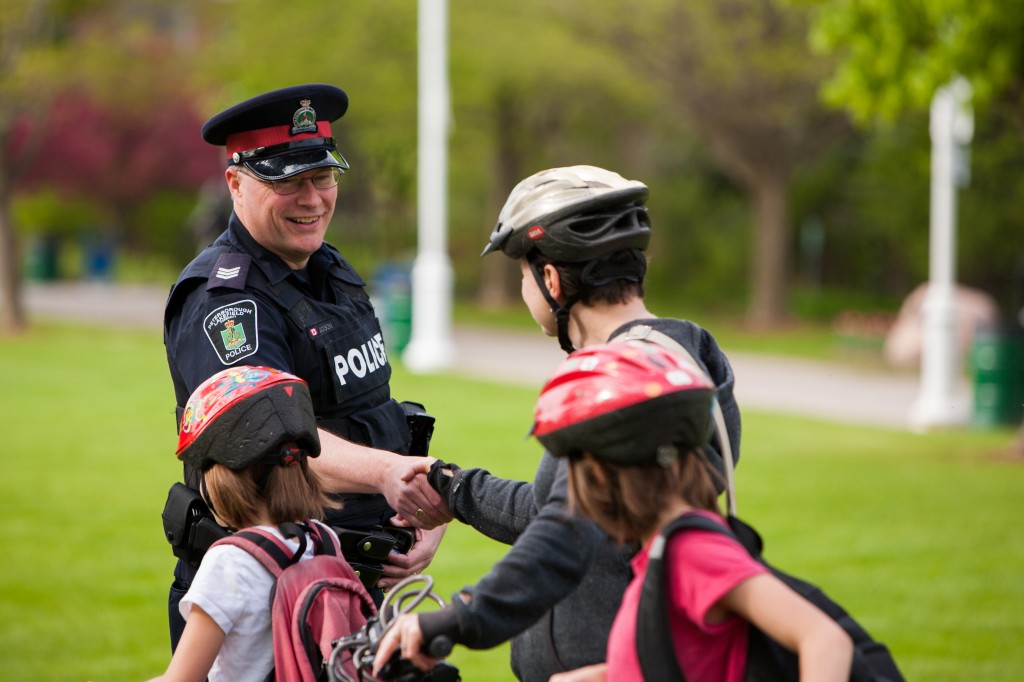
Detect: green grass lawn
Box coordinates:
(1, 322, 1021, 681)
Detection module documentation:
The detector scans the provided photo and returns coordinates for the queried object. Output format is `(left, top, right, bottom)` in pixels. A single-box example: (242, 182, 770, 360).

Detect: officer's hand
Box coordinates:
(372, 614, 438, 676)
(383, 460, 452, 528)
(378, 524, 447, 589)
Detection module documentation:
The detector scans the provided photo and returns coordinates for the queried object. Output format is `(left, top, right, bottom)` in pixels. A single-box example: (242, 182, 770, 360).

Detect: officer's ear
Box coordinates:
(226, 168, 244, 197)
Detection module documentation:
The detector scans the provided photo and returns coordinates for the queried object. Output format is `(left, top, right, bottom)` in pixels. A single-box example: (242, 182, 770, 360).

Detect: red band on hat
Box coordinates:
(225, 121, 333, 158)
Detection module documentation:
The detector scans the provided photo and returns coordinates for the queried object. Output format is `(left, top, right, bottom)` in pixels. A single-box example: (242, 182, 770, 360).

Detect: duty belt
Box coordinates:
(332, 525, 415, 590)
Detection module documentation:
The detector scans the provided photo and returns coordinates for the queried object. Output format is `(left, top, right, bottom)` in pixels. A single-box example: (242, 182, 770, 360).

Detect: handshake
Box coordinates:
(386, 459, 465, 531)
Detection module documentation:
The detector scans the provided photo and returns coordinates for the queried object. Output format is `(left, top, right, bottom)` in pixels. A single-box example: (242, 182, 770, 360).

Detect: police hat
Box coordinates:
(201, 84, 350, 181)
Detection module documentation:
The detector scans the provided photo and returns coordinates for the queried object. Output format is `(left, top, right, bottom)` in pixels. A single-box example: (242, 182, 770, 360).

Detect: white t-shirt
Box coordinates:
(180, 525, 320, 682)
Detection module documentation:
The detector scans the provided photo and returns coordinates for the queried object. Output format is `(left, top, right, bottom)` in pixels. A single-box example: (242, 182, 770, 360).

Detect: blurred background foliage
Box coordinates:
(2, 0, 1023, 331)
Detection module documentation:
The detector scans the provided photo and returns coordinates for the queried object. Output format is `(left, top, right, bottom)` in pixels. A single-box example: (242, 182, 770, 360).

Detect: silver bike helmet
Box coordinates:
(481, 165, 652, 261)
(482, 166, 654, 355)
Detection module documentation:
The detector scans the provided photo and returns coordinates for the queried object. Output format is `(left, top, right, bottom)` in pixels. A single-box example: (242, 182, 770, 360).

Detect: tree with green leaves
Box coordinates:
(192, 0, 660, 308)
(448, 0, 660, 307)
(804, 0, 1024, 446)
(0, 0, 211, 334)
(802, 0, 1024, 308)
(568, 0, 852, 326)
(804, 0, 1024, 129)
(0, 0, 63, 333)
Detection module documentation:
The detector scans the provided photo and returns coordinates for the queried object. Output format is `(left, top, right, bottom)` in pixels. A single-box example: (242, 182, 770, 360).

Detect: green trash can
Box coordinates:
(372, 262, 412, 355)
(969, 325, 1024, 428)
(25, 236, 60, 281)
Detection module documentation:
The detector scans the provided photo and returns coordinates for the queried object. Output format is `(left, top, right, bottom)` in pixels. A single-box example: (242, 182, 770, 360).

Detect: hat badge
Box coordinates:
(291, 98, 318, 135)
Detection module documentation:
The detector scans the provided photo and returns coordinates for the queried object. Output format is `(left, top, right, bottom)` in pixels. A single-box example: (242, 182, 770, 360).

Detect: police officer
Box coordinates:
(163, 84, 450, 650)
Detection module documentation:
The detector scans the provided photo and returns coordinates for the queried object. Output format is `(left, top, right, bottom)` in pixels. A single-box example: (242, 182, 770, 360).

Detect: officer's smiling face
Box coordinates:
(229, 167, 337, 269)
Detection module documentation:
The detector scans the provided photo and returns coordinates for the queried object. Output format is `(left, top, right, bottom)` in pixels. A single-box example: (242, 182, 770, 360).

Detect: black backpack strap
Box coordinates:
(211, 524, 309, 578)
(637, 512, 739, 681)
(307, 519, 341, 557)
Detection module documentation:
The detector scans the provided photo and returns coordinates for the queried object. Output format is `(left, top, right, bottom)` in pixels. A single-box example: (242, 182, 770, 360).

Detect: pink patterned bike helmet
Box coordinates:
(177, 366, 320, 470)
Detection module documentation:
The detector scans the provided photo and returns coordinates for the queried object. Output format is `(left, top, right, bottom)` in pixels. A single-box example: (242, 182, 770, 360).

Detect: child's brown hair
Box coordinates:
(567, 449, 721, 544)
(205, 458, 332, 530)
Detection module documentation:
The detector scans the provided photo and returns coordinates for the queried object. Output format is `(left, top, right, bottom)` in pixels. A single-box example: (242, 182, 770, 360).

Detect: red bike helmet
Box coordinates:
(532, 341, 715, 465)
(176, 366, 320, 470)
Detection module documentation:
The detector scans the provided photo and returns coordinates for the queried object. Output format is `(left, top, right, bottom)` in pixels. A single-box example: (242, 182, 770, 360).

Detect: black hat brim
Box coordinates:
(243, 147, 349, 181)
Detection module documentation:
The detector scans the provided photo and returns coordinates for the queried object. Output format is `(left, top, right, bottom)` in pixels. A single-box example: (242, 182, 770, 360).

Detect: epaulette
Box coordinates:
(206, 252, 252, 291)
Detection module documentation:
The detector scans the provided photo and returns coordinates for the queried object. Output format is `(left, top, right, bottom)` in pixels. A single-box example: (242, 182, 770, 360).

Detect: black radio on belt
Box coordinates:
(333, 525, 417, 590)
(400, 401, 435, 457)
(161, 482, 229, 566)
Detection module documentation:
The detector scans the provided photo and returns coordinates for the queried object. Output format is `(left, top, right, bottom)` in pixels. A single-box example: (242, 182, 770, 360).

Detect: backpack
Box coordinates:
(211, 519, 376, 682)
(636, 512, 905, 682)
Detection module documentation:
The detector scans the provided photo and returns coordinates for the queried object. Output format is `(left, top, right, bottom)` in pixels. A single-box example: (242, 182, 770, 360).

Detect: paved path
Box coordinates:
(447, 325, 972, 430)
(23, 282, 973, 431)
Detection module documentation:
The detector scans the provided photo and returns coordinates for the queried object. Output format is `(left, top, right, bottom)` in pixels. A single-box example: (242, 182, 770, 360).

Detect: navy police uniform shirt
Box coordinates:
(164, 212, 411, 527)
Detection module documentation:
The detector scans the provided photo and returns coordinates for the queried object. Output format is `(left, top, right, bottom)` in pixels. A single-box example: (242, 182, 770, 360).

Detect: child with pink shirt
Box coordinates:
(534, 341, 854, 682)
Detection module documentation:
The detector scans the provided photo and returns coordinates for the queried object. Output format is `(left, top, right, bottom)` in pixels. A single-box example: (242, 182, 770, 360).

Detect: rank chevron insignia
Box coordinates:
(216, 266, 242, 280)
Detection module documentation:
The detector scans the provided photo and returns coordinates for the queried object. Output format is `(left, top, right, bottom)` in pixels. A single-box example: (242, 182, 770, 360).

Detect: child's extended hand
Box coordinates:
(549, 663, 608, 682)
(372, 614, 439, 676)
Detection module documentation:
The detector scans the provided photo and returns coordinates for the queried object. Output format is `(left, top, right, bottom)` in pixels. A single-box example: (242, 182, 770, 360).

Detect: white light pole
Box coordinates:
(909, 77, 973, 431)
(403, 0, 456, 372)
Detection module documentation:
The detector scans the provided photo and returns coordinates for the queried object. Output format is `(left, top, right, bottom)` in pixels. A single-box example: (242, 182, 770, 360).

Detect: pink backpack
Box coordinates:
(212, 520, 376, 682)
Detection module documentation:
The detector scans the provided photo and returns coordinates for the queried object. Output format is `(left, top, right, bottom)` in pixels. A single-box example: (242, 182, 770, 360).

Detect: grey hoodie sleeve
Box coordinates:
(420, 456, 605, 650)
(445, 466, 538, 545)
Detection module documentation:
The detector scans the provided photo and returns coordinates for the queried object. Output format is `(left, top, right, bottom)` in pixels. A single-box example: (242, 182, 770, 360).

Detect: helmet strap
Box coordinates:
(527, 255, 578, 354)
(199, 473, 218, 519)
(554, 307, 576, 355)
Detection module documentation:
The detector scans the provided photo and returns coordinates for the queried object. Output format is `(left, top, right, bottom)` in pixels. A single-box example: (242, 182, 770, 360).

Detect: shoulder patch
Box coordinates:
(204, 299, 259, 365)
(207, 252, 252, 291)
